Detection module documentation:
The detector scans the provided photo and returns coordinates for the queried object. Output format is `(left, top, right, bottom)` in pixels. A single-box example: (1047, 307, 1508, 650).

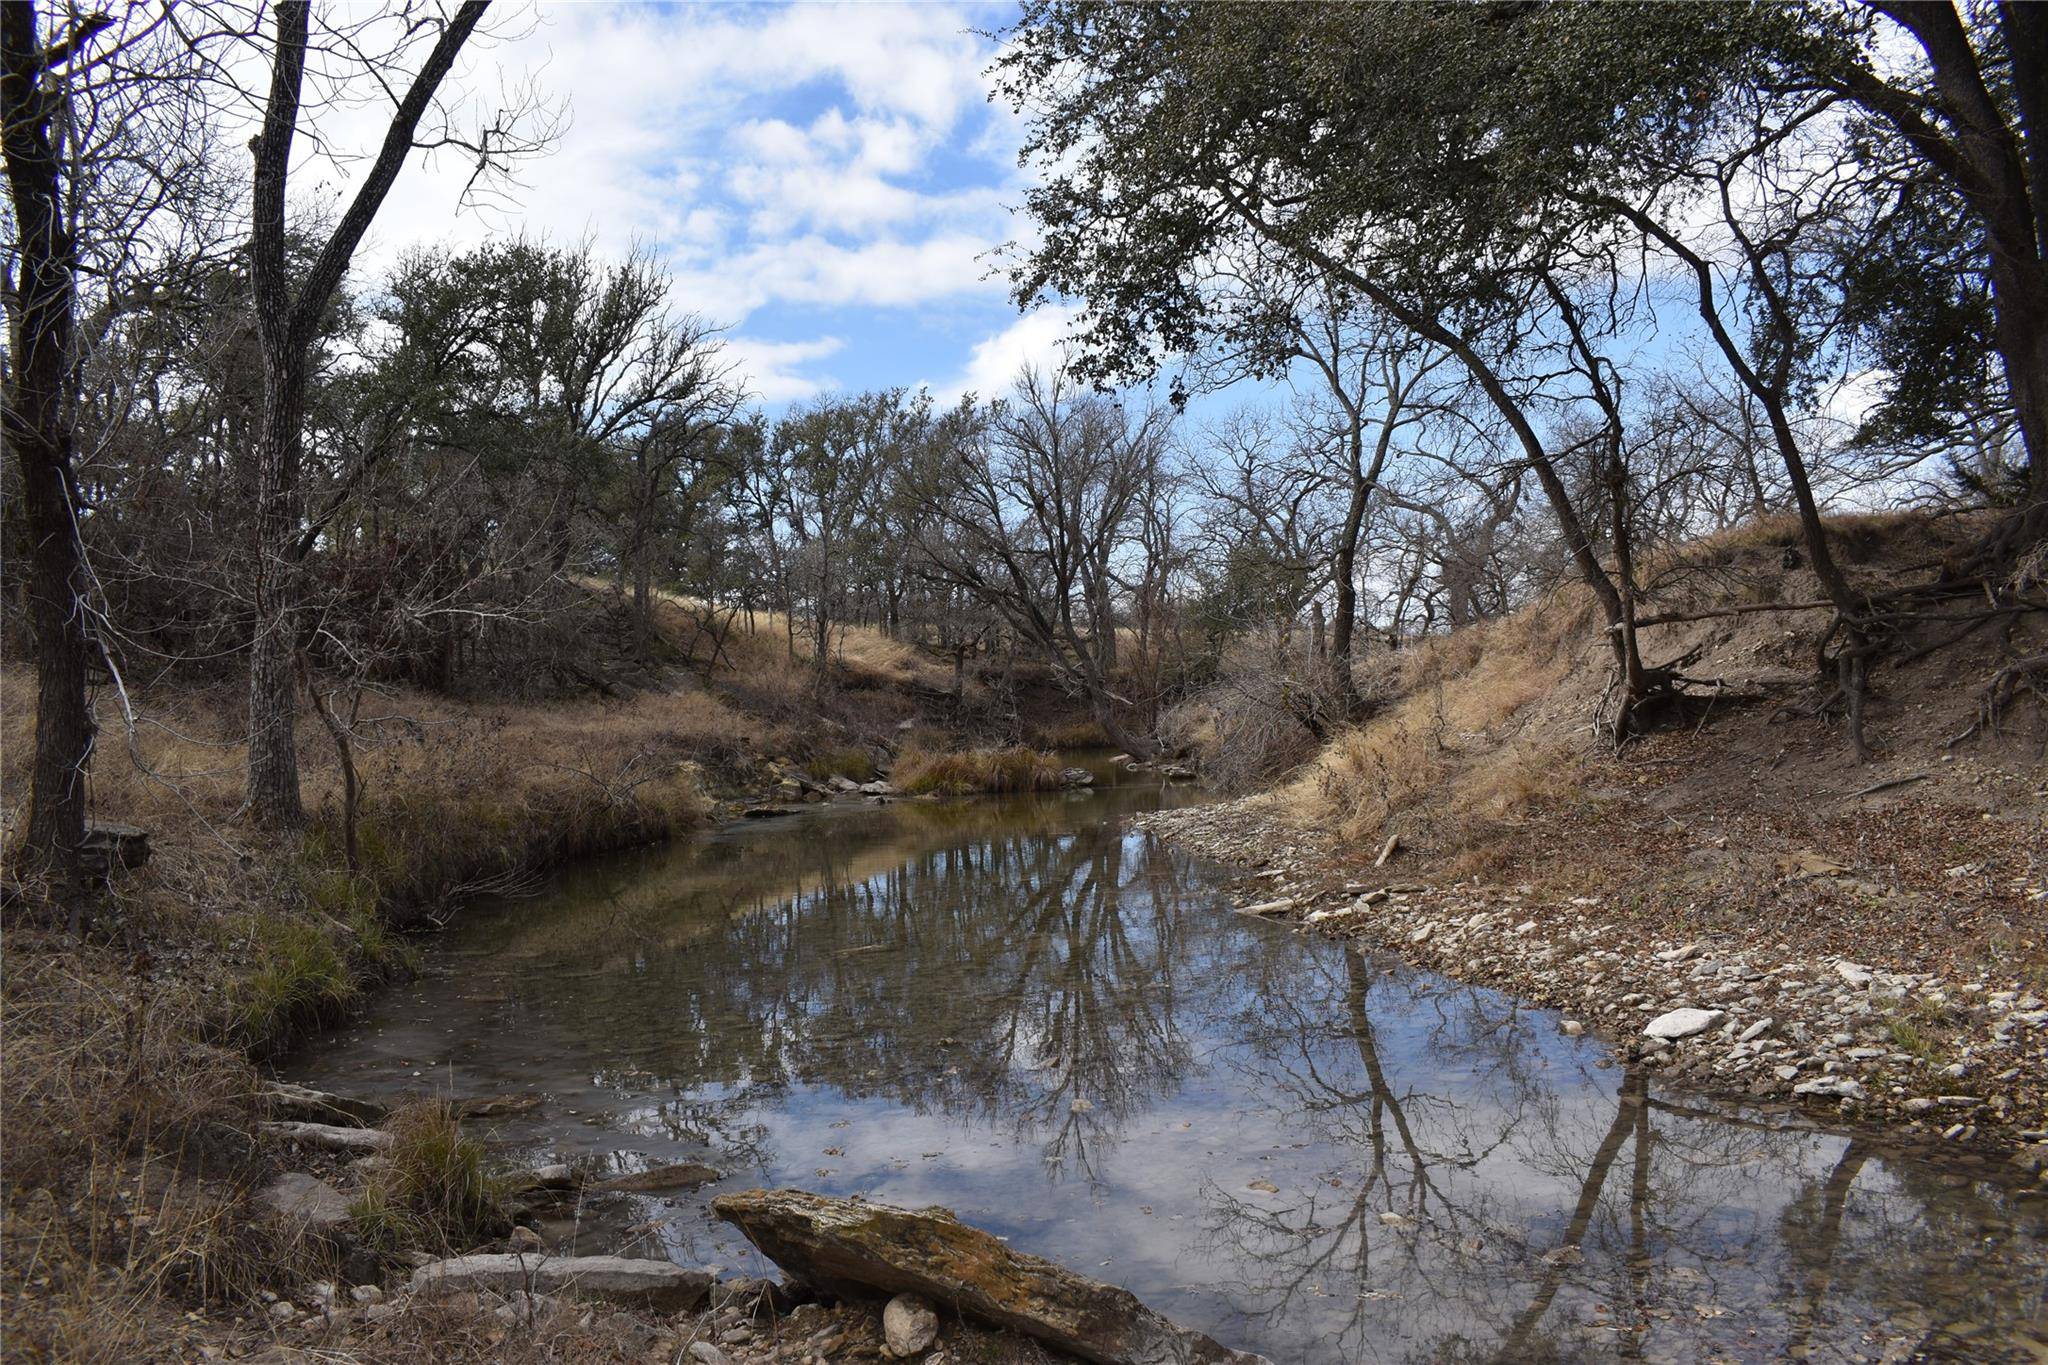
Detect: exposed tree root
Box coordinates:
(1946, 652, 2048, 750)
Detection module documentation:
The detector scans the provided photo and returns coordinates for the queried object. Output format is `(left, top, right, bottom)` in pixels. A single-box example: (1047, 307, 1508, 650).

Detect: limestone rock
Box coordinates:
(713, 1188, 1269, 1364)
(80, 821, 150, 878)
(884, 1293, 940, 1355)
(593, 1162, 722, 1193)
(1642, 1008, 1725, 1041)
(258, 1173, 352, 1234)
(261, 1081, 388, 1127)
(409, 1254, 711, 1311)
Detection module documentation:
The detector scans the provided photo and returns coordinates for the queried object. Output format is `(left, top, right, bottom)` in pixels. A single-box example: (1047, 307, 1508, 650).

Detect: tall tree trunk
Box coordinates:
(2, 1, 105, 907)
(241, 0, 490, 826)
(246, 350, 307, 826)
(1329, 473, 1368, 716)
(1985, 254, 2048, 547)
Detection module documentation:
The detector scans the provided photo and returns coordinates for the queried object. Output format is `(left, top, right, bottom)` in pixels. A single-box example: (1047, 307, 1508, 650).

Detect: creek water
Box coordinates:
(290, 761, 2048, 1362)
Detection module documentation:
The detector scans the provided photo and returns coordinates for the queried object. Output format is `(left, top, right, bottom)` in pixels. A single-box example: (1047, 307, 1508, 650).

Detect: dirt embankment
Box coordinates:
(1152, 511, 2046, 1159)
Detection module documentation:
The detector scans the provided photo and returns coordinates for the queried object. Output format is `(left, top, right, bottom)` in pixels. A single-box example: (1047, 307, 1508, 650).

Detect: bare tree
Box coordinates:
(923, 365, 1173, 756)
(240, 0, 551, 826)
(4, 3, 222, 911)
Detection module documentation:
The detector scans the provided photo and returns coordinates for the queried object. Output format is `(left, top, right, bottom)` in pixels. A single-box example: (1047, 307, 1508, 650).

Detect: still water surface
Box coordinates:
(293, 765, 2048, 1362)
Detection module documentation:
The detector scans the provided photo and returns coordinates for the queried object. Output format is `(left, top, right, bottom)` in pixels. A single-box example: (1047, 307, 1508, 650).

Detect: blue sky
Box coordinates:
(356, 1, 1075, 410)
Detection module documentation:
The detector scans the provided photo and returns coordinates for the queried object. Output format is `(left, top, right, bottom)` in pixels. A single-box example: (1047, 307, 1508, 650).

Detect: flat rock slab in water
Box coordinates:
(261, 1081, 387, 1127)
(410, 1253, 711, 1311)
(713, 1188, 1271, 1365)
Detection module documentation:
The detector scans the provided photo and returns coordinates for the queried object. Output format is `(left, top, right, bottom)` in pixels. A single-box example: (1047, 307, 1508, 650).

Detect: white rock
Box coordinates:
(1643, 1008, 1725, 1041)
(1736, 1018, 1774, 1043)
(1560, 1020, 1584, 1038)
(1794, 1076, 1867, 1101)
(688, 1345, 732, 1365)
(1835, 961, 1874, 988)
(883, 1293, 939, 1356)
(257, 1173, 353, 1232)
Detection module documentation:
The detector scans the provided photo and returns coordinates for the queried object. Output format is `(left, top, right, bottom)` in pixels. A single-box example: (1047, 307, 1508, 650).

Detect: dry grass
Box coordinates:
(0, 662, 743, 1352)
(891, 744, 1066, 796)
(349, 1100, 510, 1254)
(1281, 596, 1593, 852)
(631, 585, 959, 694)
(1028, 718, 1115, 750)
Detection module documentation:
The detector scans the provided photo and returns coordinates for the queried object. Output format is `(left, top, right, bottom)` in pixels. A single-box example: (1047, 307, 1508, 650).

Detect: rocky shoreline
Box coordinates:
(1136, 796, 2048, 1176)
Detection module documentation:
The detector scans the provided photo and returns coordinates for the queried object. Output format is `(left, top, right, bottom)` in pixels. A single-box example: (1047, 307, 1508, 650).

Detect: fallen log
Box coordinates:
(261, 1121, 393, 1154)
(713, 1188, 1270, 1365)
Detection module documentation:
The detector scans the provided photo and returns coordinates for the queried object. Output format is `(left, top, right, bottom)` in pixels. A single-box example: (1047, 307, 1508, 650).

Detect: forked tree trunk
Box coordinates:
(241, 0, 490, 826)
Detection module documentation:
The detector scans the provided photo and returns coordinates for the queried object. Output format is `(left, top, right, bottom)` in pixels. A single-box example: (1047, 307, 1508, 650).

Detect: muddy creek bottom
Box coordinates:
(290, 765, 2047, 1363)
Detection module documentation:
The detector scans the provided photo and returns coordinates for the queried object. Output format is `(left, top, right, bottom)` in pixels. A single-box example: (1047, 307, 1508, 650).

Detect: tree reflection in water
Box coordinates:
(292, 786, 2048, 1364)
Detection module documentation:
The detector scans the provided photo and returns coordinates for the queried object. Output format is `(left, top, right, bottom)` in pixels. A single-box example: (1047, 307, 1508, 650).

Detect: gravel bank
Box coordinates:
(1139, 796, 2048, 1172)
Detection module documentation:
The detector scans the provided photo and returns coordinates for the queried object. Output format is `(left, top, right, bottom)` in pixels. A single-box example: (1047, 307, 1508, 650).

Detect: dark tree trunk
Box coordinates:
(2, 1, 105, 908)
(247, 349, 308, 825)
(1329, 472, 1367, 716)
(241, 0, 489, 827)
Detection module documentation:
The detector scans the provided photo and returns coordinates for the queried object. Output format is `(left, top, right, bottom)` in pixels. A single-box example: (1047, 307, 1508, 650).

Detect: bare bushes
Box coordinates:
(1160, 640, 1353, 793)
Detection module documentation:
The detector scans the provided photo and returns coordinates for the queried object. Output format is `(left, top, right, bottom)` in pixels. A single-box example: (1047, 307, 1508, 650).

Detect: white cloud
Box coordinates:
(245, 2, 1032, 381)
(725, 335, 846, 404)
(943, 306, 1080, 403)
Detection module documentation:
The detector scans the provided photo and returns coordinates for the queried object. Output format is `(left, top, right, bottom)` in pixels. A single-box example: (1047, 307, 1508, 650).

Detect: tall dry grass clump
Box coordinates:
(1029, 718, 1114, 750)
(891, 744, 1065, 796)
(348, 1100, 510, 1253)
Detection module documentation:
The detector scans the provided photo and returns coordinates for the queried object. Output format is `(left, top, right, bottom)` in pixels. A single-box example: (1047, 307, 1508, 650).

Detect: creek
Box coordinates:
(290, 759, 2047, 1362)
